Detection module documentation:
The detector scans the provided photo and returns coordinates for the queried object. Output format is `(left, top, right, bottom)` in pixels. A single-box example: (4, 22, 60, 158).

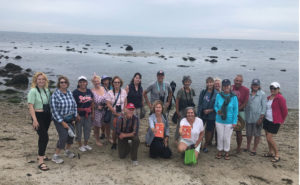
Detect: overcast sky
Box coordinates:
(0, 0, 298, 41)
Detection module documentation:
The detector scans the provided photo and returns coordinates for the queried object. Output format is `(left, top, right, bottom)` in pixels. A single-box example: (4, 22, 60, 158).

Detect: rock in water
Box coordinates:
(4, 63, 22, 72)
(182, 57, 188, 61)
(209, 59, 218, 63)
(188, 57, 196, 61)
(125, 45, 133, 51)
(15, 55, 22, 60)
(5, 74, 29, 88)
(269, 58, 276, 60)
(211, 47, 218, 50)
(280, 69, 286, 72)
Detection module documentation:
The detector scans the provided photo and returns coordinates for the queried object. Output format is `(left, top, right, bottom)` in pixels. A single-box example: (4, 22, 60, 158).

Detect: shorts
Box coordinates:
(180, 138, 201, 152)
(246, 123, 262, 137)
(203, 119, 215, 132)
(234, 112, 246, 132)
(263, 119, 280, 134)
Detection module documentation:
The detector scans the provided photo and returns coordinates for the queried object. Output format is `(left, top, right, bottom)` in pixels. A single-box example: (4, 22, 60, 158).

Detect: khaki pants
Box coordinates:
(118, 136, 140, 161)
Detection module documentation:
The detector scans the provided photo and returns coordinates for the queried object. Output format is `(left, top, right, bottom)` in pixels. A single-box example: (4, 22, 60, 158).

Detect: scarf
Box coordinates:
(220, 92, 235, 120)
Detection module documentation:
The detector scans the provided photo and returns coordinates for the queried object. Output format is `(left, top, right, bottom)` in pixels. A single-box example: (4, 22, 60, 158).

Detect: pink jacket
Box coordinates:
(267, 93, 288, 124)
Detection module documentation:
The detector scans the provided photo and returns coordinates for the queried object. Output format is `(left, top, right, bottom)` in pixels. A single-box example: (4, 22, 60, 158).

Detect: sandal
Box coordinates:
(224, 154, 230, 160)
(38, 163, 49, 171)
(37, 156, 50, 161)
(263, 153, 275, 157)
(250, 151, 256, 156)
(215, 153, 222, 159)
(271, 156, 280, 163)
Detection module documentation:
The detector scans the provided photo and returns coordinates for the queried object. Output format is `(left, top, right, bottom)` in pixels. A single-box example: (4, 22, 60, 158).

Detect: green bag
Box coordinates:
(184, 149, 197, 165)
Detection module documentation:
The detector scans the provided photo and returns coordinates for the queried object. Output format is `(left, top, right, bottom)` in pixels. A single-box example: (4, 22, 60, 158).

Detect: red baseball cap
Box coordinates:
(126, 103, 135, 109)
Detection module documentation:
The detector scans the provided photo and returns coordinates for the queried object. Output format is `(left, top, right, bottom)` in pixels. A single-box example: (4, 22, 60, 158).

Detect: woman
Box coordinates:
(197, 77, 217, 153)
(91, 75, 107, 147)
(100, 75, 112, 139)
(263, 82, 287, 162)
(178, 107, 204, 160)
(214, 79, 238, 160)
(245, 79, 266, 156)
(125, 72, 144, 118)
(51, 76, 77, 164)
(105, 76, 127, 149)
(28, 72, 51, 171)
(175, 76, 196, 141)
(214, 77, 222, 92)
(73, 76, 94, 152)
(146, 100, 172, 158)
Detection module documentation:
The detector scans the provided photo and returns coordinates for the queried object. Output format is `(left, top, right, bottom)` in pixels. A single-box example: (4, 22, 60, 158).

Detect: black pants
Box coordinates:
(35, 112, 51, 156)
(150, 137, 172, 159)
(118, 136, 140, 161)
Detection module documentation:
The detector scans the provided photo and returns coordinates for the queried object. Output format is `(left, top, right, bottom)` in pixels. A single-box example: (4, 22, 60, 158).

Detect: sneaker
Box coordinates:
(111, 143, 117, 150)
(79, 146, 87, 152)
(52, 154, 64, 164)
(203, 148, 209, 153)
(84, 145, 92, 151)
(132, 160, 139, 166)
(64, 150, 75, 158)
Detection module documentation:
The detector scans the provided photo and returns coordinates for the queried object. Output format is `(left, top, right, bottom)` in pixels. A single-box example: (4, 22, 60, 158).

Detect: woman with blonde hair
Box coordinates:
(27, 72, 51, 171)
(91, 75, 107, 146)
(145, 100, 172, 158)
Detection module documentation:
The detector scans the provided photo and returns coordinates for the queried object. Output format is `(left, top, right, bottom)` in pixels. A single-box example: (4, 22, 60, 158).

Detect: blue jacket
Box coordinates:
(214, 92, 238, 124)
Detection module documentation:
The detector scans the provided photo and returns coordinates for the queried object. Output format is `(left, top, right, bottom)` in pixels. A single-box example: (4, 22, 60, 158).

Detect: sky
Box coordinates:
(0, 0, 298, 41)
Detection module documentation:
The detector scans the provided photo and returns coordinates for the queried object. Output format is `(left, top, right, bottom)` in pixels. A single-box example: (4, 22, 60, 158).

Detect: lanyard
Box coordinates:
(156, 81, 165, 94)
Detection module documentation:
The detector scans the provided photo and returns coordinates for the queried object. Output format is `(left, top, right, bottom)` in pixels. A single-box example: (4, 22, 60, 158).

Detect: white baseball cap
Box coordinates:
(78, 76, 87, 81)
(270, 82, 280, 88)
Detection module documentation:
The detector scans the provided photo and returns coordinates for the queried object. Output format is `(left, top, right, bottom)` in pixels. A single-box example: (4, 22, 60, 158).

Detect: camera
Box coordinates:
(116, 105, 122, 113)
(43, 104, 51, 113)
(159, 95, 165, 103)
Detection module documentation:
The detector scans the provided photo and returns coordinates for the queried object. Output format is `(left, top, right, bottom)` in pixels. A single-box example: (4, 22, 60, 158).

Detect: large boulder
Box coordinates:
(4, 63, 22, 72)
(14, 55, 22, 60)
(125, 45, 133, 51)
(5, 74, 29, 88)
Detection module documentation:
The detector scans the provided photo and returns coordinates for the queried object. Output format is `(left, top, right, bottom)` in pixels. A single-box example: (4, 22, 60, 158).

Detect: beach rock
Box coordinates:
(280, 69, 286, 72)
(147, 62, 156, 64)
(208, 56, 218, 58)
(107, 45, 111, 47)
(182, 57, 188, 61)
(241, 65, 247, 67)
(66, 48, 75, 52)
(177, 65, 190, 68)
(14, 55, 22, 60)
(269, 58, 276, 60)
(25, 68, 32, 73)
(105, 42, 109, 45)
(66, 41, 70, 43)
(226, 59, 230, 61)
(125, 45, 133, 51)
(209, 59, 218, 63)
(211, 47, 218, 50)
(230, 56, 238, 59)
(120, 46, 123, 48)
(161, 47, 164, 49)
(78, 51, 82, 53)
(234, 49, 239, 51)
(4, 63, 22, 72)
(204, 59, 210, 62)
(4, 56, 9, 59)
(13, 47, 17, 49)
(159, 55, 165, 58)
(82, 47, 88, 50)
(85, 44, 90, 46)
(169, 56, 174, 58)
(188, 57, 196, 61)
(155, 52, 160, 55)
(0, 89, 19, 94)
(5, 74, 29, 88)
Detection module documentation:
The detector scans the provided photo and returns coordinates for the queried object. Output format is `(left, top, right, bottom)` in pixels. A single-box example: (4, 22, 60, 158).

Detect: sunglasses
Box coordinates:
(113, 81, 121, 84)
(270, 86, 277, 90)
(60, 81, 67, 84)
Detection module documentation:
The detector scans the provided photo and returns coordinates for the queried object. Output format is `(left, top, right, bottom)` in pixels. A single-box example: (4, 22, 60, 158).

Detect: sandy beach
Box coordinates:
(0, 101, 298, 185)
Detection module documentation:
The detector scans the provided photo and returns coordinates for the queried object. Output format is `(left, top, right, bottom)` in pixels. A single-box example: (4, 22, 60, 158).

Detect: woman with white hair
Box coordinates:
(263, 82, 287, 162)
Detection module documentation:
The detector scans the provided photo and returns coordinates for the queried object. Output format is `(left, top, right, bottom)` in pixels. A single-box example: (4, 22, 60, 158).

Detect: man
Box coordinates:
(143, 70, 172, 111)
(116, 103, 140, 165)
(232, 74, 249, 153)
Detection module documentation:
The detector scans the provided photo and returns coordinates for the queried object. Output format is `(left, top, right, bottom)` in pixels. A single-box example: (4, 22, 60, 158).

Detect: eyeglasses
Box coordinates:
(60, 81, 67, 84)
(113, 81, 121, 84)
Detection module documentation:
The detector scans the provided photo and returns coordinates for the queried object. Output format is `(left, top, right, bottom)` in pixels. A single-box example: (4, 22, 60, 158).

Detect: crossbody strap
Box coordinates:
(112, 90, 121, 107)
(36, 87, 49, 104)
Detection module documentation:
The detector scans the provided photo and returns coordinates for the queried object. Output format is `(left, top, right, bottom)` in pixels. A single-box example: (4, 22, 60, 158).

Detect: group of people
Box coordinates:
(27, 70, 288, 171)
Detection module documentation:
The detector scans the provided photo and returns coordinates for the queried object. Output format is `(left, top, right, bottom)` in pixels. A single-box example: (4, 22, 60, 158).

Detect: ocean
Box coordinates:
(0, 31, 298, 108)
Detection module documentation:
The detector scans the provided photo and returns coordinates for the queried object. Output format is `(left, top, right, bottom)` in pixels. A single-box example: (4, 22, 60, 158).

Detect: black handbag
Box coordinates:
(172, 112, 179, 124)
(36, 87, 51, 114)
(103, 90, 120, 123)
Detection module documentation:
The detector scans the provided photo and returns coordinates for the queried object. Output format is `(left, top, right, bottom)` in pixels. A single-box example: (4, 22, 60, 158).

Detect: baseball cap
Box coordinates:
(101, 75, 112, 81)
(78, 76, 87, 81)
(251, 79, 260, 86)
(270, 82, 280, 88)
(157, 70, 165, 76)
(126, 103, 135, 109)
(222, 79, 231, 86)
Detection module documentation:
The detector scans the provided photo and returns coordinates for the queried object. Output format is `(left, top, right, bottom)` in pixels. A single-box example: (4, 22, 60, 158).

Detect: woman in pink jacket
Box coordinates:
(263, 82, 288, 163)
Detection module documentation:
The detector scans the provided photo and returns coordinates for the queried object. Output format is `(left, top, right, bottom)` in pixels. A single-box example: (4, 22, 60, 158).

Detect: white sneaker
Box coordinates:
(79, 146, 87, 152)
(64, 150, 75, 158)
(84, 145, 92, 151)
(132, 160, 139, 166)
(52, 154, 64, 164)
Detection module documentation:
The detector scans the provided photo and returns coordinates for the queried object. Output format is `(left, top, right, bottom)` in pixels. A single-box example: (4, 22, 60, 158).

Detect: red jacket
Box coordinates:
(267, 93, 288, 124)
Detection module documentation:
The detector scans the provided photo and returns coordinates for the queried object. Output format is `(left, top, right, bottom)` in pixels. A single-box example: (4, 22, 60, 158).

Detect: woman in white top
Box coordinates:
(177, 107, 205, 159)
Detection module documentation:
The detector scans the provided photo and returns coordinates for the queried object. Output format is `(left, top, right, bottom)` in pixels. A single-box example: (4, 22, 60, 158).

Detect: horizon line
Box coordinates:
(0, 30, 298, 42)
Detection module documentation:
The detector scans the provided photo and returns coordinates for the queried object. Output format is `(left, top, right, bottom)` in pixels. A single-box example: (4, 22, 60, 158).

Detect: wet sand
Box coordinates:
(0, 102, 298, 185)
